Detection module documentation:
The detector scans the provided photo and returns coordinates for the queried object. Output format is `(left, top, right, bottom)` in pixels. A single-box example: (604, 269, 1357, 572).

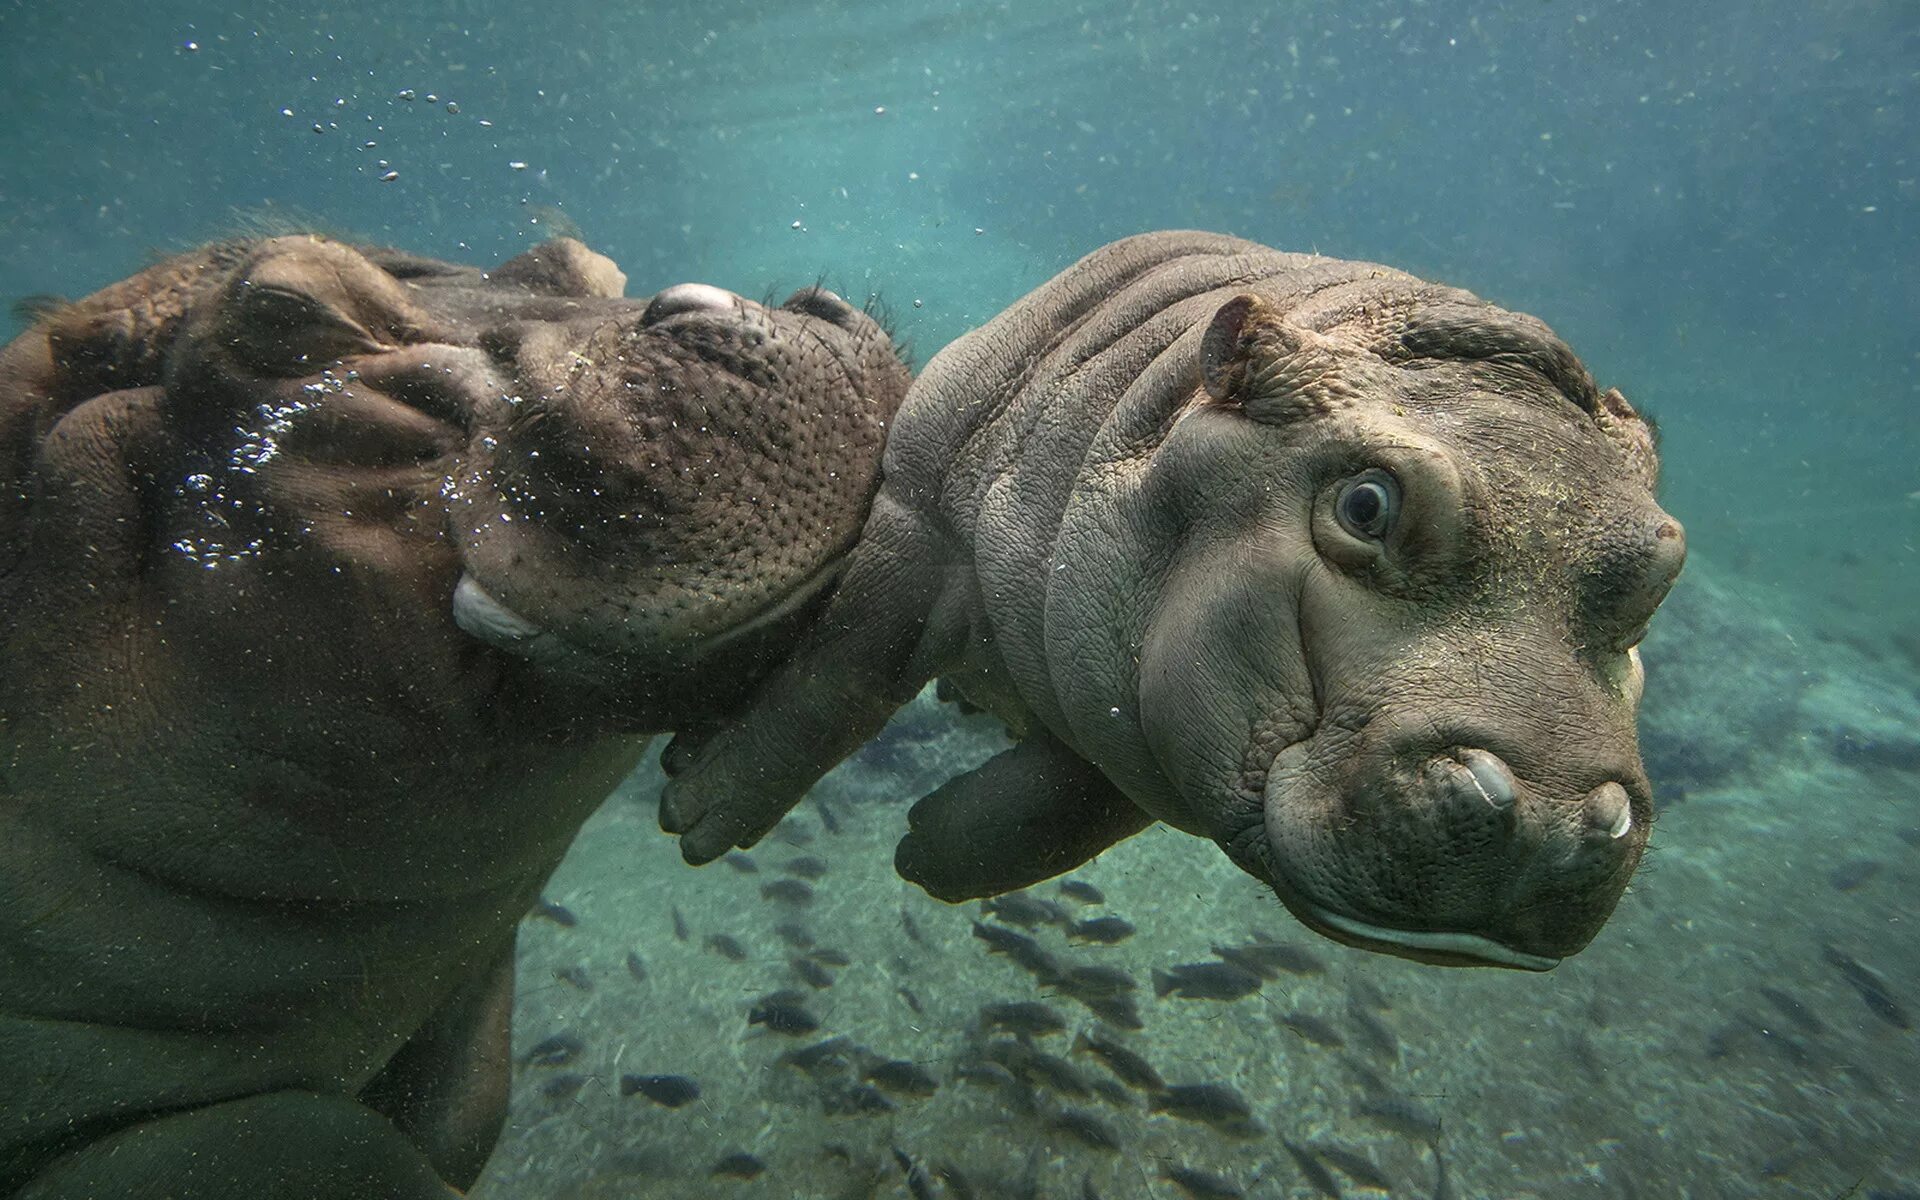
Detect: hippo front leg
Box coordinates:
(659, 492, 954, 862)
(894, 730, 1154, 901)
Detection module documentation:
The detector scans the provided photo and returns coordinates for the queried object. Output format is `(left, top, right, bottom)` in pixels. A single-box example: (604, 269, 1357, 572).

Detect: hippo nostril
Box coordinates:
(641, 282, 739, 325)
(1458, 748, 1517, 810)
(1585, 782, 1634, 839)
(783, 286, 862, 329)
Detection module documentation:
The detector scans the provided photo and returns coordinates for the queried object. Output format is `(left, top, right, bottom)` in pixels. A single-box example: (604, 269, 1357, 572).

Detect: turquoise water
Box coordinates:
(2, 1, 1916, 1197)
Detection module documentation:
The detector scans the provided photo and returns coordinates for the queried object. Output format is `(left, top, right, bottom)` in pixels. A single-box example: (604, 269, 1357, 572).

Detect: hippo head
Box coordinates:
(216, 236, 905, 679)
(1111, 290, 1683, 970)
(7, 234, 908, 745)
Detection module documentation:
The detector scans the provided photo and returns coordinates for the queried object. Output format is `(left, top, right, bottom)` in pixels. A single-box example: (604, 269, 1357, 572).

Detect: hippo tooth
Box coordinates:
(1587, 782, 1633, 839)
(1459, 749, 1517, 810)
(452, 573, 543, 646)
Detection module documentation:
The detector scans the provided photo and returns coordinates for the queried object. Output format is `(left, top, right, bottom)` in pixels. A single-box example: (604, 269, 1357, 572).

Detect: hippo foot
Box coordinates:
(894, 733, 1153, 901)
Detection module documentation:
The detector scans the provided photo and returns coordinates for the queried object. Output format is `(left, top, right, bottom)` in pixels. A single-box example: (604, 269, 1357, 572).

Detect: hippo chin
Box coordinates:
(660, 231, 1683, 972)
(0, 235, 907, 1196)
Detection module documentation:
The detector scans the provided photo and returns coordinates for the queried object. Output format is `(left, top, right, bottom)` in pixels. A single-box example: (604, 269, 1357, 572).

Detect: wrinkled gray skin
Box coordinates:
(0, 235, 907, 1198)
(663, 231, 1684, 974)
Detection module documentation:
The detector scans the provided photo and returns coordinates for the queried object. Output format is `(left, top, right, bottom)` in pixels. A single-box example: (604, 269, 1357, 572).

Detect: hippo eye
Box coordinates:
(1334, 469, 1399, 541)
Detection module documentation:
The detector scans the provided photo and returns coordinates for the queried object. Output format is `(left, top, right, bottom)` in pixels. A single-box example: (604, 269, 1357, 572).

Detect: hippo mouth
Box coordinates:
(450, 551, 850, 667)
(1247, 733, 1625, 971)
(1289, 903, 1561, 971)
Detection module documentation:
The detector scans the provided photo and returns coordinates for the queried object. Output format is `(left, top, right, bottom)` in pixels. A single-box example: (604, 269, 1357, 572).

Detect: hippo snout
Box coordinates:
(1259, 728, 1651, 971)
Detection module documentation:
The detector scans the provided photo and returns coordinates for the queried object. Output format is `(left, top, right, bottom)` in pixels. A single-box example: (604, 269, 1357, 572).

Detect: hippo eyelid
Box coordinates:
(782, 286, 864, 330)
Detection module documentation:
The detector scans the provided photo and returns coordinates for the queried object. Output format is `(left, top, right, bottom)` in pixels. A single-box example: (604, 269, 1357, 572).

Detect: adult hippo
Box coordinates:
(661, 230, 1685, 973)
(0, 235, 909, 1197)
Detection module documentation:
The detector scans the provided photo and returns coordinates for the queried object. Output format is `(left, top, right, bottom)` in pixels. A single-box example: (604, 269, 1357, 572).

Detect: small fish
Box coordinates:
(980, 1000, 1067, 1036)
(620, 1073, 701, 1107)
(1152, 961, 1263, 1001)
(523, 1032, 583, 1067)
(531, 898, 578, 927)
(1829, 858, 1882, 891)
(1210, 942, 1290, 980)
(1067, 916, 1135, 944)
(901, 907, 928, 946)
(1279, 1010, 1346, 1048)
(1163, 1165, 1243, 1199)
(1281, 1139, 1344, 1199)
(773, 921, 814, 950)
(1354, 1093, 1443, 1140)
(1004, 1045, 1094, 1098)
(1348, 979, 1393, 1012)
(898, 986, 925, 1015)
(1149, 1083, 1260, 1134)
(937, 1162, 979, 1200)
(761, 879, 815, 906)
(710, 1152, 765, 1180)
(670, 906, 690, 941)
(1059, 879, 1106, 904)
(954, 1060, 1022, 1093)
(809, 947, 852, 967)
(704, 933, 748, 962)
(1429, 1140, 1455, 1200)
(1072, 1029, 1166, 1092)
(792, 957, 834, 989)
(749, 993, 820, 1035)
(1310, 1141, 1393, 1191)
(832, 1083, 896, 1114)
(777, 1035, 853, 1076)
(1823, 944, 1913, 1030)
(1088, 1077, 1134, 1107)
(1346, 997, 1400, 1060)
(972, 922, 1064, 982)
(892, 1146, 936, 1200)
(1057, 965, 1136, 999)
(983, 891, 1070, 929)
(1756, 985, 1824, 1035)
(866, 1059, 941, 1098)
(553, 964, 593, 991)
(723, 851, 759, 873)
(1242, 930, 1327, 974)
(624, 950, 648, 983)
(781, 855, 829, 880)
(1082, 994, 1145, 1031)
(775, 815, 815, 846)
(538, 1072, 587, 1101)
(1046, 1106, 1122, 1151)
(815, 796, 841, 835)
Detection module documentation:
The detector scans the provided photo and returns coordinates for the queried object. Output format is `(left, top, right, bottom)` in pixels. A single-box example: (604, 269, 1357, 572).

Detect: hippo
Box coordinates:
(661, 230, 1685, 973)
(0, 235, 909, 1197)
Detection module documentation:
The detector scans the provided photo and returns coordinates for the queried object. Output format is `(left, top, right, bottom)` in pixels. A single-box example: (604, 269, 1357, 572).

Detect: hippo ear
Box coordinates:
(492, 238, 627, 299)
(1199, 293, 1357, 423)
(1594, 387, 1660, 490)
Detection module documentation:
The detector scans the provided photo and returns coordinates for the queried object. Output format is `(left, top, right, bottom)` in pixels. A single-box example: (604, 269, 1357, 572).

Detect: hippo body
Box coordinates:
(0, 236, 908, 1197)
(663, 231, 1684, 972)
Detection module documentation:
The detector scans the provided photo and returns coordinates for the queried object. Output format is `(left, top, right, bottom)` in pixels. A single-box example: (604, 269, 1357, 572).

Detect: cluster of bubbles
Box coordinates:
(168, 370, 355, 569)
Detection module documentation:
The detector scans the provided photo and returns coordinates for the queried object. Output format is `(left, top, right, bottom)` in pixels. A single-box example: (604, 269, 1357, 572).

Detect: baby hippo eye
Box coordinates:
(1334, 469, 1399, 540)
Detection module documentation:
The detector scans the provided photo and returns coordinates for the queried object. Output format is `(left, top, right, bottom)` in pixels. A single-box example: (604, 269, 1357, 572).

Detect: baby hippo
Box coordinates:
(660, 230, 1684, 974)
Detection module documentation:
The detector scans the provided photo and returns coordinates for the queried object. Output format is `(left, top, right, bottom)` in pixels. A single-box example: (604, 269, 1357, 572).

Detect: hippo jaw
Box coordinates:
(451, 547, 851, 670)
